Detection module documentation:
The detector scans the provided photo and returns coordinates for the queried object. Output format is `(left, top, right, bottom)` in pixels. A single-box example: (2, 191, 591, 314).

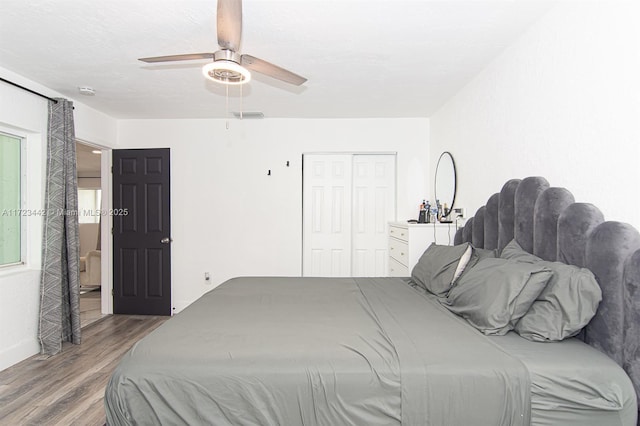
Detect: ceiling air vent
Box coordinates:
(232, 111, 264, 119)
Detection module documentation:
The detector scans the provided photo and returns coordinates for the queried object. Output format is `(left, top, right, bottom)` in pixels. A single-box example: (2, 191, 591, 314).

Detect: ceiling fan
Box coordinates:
(139, 0, 307, 86)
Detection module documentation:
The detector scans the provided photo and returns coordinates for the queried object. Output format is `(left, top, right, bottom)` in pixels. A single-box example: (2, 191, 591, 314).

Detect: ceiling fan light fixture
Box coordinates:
(202, 60, 251, 85)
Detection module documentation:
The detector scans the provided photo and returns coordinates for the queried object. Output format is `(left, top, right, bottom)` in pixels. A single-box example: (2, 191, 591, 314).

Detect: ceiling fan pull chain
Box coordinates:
(240, 84, 243, 120)
(226, 84, 229, 130)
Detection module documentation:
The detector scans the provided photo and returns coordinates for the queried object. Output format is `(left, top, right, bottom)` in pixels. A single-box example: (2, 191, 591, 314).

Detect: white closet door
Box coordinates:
(302, 154, 353, 276)
(303, 153, 396, 277)
(351, 155, 396, 276)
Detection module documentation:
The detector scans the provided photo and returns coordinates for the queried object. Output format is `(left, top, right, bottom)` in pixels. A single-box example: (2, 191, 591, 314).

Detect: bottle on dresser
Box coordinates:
(418, 200, 427, 223)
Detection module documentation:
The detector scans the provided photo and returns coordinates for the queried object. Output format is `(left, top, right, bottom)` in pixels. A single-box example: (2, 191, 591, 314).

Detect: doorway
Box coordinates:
(302, 153, 396, 277)
(75, 141, 107, 327)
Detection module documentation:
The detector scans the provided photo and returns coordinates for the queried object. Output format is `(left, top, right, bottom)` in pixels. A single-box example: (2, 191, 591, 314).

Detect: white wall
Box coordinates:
(430, 1, 640, 230)
(0, 66, 117, 371)
(117, 118, 429, 311)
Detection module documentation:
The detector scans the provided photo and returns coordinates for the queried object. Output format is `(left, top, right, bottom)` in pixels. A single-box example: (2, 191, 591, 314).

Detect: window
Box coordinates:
(0, 131, 23, 266)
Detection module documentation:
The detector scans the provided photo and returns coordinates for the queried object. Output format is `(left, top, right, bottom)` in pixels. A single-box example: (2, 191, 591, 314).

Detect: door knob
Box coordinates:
(160, 237, 173, 244)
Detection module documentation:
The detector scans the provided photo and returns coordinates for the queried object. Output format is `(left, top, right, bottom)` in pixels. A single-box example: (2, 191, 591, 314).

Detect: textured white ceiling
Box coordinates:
(0, 0, 556, 119)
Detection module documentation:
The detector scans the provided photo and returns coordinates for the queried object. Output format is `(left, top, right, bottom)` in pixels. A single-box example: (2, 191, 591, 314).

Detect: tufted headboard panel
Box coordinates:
(533, 187, 575, 261)
(498, 179, 520, 251)
(454, 177, 640, 414)
(585, 223, 640, 365)
(557, 203, 604, 267)
(472, 207, 485, 248)
(484, 193, 500, 250)
(515, 176, 549, 253)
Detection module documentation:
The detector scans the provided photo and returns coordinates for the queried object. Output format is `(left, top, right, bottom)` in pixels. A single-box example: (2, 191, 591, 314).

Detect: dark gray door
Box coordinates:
(112, 148, 171, 315)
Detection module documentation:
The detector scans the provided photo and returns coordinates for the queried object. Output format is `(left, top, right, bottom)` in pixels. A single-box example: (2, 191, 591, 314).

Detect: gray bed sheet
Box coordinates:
(488, 332, 637, 426)
(105, 277, 530, 425)
(418, 290, 637, 426)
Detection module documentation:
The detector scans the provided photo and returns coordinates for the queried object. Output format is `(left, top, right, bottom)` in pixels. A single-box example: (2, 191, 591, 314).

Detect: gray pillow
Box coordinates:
(466, 246, 497, 270)
(501, 240, 602, 342)
(450, 245, 497, 284)
(411, 243, 473, 297)
(441, 258, 553, 335)
(500, 239, 541, 263)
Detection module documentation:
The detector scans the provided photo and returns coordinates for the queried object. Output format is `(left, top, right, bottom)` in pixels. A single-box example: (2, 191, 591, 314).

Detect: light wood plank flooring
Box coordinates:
(80, 289, 107, 329)
(0, 315, 168, 426)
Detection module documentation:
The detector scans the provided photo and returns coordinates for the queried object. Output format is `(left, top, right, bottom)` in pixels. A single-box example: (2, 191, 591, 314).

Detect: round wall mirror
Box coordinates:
(434, 151, 457, 220)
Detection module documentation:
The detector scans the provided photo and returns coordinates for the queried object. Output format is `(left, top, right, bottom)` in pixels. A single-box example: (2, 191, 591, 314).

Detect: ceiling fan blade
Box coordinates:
(139, 53, 215, 63)
(241, 54, 307, 86)
(217, 0, 242, 51)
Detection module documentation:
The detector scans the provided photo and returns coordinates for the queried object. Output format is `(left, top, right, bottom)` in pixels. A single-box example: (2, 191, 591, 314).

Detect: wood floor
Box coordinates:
(0, 314, 168, 426)
(80, 289, 107, 329)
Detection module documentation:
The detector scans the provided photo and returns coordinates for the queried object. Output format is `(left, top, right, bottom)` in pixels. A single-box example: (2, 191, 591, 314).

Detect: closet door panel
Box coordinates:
(352, 155, 396, 276)
(303, 154, 352, 276)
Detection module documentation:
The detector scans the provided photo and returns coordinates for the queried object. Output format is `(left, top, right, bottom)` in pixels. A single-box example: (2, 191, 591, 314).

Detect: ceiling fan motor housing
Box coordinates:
(202, 50, 250, 84)
(214, 49, 241, 64)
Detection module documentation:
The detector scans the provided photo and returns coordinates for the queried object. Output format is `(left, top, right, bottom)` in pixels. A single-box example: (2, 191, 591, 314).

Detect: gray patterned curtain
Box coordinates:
(39, 98, 81, 355)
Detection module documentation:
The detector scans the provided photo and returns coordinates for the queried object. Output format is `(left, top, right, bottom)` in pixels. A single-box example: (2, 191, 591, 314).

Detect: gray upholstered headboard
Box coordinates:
(454, 176, 640, 415)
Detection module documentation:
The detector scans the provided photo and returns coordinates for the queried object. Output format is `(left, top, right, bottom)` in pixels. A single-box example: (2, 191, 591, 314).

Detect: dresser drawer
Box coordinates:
(389, 237, 408, 265)
(389, 257, 409, 277)
(389, 225, 409, 243)
(387, 221, 454, 277)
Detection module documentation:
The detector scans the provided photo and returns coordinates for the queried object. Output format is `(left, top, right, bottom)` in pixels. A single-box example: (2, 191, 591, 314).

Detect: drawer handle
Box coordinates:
(400, 252, 405, 256)
(400, 232, 405, 237)
(390, 247, 394, 250)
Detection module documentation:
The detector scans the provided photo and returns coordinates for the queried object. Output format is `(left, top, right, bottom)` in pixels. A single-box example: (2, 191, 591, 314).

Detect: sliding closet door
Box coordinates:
(302, 153, 396, 277)
(302, 154, 353, 276)
(351, 155, 396, 276)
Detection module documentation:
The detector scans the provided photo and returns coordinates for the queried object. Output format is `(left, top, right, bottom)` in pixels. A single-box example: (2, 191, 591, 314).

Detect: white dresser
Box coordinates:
(388, 221, 456, 276)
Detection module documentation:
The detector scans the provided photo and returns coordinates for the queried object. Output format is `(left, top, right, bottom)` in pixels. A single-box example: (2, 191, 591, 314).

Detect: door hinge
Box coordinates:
(110, 165, 113, 173)
(111, 288, 114, 296)
(111, 227, 113, 234)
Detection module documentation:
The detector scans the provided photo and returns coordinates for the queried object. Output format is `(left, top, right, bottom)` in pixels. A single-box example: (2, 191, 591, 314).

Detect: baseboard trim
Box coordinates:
(0, 339, 40, 372)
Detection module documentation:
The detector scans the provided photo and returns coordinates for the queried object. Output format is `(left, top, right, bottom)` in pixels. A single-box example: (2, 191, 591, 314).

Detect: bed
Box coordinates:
(105, 176, 640, 426)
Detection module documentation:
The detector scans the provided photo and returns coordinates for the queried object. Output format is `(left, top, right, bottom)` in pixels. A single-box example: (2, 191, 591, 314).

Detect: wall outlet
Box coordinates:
(453, 207, 466, 217)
